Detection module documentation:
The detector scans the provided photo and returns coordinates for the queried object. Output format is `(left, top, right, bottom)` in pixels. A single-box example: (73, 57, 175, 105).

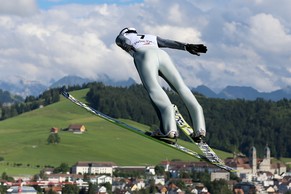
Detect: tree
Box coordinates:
(191, 171, 210, 183)
(47, 188, 58, 194)
(47, 133, 60, 144)
(0, 184, 8, 194)
(148, 179, 156, 194)
(1, 172, 14, 182)
(62, 184, 79, 194)
(87, 183, 98, 194)
(154, 165, 165, 176)
(53, 163, 70, 174)
(32, 185, 42, 194)
(206, 179, 232, 194)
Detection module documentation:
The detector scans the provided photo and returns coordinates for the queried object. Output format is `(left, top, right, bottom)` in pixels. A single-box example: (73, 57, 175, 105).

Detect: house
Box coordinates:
(71, 161, 116, 175)
(225, 156, 252, 177)
(88, 175, 112, 185)
(167, 183, 184, 194)
(98, 186, 107, 194)
(160, 186, 168, 194)
(155, 176, 165, 185)
(44, 185, 62, 194)
(46, 173, 83, 183)
(169, 178, 193, 186)
(50, 127, 59, 133)
(233, 182, 256, 194)
(160, 160, 220, 177)
(41, 167, 54, 175)
(210, 171, 230, 181)
(112, 177, 126, 192)
(266, 186, 276, 193)
(130, 179, 146, 191)
(115, 165, 155, 175)
(67, 124, 86, 133)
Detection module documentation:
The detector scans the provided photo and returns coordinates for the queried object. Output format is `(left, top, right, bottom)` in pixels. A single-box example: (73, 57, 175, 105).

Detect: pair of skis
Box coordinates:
(61, 90, 237, 172)
(173, 105, 235, 171)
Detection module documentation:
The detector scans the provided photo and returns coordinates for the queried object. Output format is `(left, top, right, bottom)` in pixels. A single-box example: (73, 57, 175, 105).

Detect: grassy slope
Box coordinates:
(0, 89, 233, 175)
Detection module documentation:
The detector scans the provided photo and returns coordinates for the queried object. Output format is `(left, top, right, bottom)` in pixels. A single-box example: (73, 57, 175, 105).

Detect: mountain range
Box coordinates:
(0, 75, 136, 103)
(193, 85, 291, 101)
(1, 75, 291, 103)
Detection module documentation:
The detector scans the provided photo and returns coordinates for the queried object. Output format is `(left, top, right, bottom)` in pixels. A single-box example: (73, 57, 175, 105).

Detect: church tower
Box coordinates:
(249, 146, 257, 175)
(264, 145, 271, 164)
(259, 145, 271, 171)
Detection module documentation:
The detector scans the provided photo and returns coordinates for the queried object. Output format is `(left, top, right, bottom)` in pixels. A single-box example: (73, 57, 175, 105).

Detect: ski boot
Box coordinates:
(191, 135, 203, 143)
(190, 130, 206, 143)
(148, 128, 179, 139)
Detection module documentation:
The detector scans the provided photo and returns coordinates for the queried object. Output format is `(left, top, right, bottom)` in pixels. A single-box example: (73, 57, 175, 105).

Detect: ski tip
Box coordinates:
(59, 86, 69, 96)
(60, 89, 70, 98)
(59, 86, 66, 93)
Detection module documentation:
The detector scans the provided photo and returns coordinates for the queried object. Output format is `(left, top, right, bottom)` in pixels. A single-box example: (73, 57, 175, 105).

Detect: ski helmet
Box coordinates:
(119, 27, 137, 35)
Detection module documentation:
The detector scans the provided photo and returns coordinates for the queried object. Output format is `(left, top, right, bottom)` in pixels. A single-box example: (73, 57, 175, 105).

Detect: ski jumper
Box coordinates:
(116, 30, 206, 137)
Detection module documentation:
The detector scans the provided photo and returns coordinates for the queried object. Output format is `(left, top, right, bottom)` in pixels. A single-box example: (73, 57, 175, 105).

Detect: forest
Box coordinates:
(86, 82, 291, 158)
(0, 88, 61, 120)
(1, 82, 290, 158)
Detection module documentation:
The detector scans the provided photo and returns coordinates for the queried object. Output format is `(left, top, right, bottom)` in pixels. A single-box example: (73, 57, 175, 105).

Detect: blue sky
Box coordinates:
(38, 0, 144, 9)
(0, 0, 291, 92)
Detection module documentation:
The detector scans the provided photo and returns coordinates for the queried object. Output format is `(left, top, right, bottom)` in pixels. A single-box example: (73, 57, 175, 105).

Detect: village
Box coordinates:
(1, 145, 290, 194)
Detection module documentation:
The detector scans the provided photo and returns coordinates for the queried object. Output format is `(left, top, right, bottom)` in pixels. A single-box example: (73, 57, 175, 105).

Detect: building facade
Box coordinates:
(71, 161, 116, 175)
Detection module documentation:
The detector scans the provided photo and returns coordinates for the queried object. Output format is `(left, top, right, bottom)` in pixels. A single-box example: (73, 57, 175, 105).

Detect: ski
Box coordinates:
(61, 90, 237, 172)
(173, 105, 237, 172)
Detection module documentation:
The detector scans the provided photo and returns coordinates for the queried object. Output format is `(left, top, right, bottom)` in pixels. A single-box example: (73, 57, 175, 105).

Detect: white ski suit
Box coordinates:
(116, 29, 206, 138)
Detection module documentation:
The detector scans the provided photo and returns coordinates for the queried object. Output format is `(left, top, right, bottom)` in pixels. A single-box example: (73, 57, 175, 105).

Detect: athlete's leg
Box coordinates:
(133, 48, 178, 136)
(158, 50, 206, 137)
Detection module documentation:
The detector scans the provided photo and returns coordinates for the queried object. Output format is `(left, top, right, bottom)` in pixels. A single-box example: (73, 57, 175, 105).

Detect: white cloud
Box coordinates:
(168, 3, 183, 24)
(0, 0, 291, 92)
(145, 25, 202, 43)
(0, 0, 38, 16)
(248, 13, 291, 53)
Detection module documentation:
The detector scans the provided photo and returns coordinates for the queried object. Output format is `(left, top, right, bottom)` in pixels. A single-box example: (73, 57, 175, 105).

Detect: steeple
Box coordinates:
(264, 144, 271, 160)
(264, 144, 271, 163)
(259, 144, 271, 171)
(249, 146, 257, 175)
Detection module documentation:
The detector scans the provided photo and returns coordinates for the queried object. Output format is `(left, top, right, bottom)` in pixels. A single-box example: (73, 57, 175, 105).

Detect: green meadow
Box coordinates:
(0, 89, 233, 175)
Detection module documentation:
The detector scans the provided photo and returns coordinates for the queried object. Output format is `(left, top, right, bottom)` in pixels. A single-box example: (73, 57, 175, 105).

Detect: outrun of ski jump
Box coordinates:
(63, 27, 236, 172)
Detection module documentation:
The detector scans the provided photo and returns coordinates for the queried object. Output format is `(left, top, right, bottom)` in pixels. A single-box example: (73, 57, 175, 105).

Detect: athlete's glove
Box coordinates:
(185, 44, 207, 56)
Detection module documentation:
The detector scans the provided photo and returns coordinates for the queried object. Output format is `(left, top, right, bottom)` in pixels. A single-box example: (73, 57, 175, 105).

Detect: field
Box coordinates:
(0, 89, 233, 175)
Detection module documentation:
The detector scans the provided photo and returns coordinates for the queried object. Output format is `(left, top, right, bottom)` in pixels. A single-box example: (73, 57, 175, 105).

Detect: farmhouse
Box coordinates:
(67, 124, 86, 133)
(50, 127, 59, 133)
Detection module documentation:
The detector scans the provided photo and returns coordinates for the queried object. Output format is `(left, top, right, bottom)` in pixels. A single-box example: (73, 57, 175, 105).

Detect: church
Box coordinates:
(225, 145, 287, 178)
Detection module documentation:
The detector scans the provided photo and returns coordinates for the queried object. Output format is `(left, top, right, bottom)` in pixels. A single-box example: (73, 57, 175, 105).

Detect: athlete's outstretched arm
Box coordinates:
(157, 36, 186, 50)
(157, 36, 207, 56)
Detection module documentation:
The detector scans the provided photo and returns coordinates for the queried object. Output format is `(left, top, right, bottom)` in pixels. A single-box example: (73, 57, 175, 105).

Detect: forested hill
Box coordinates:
(86, 83, 291, 158)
